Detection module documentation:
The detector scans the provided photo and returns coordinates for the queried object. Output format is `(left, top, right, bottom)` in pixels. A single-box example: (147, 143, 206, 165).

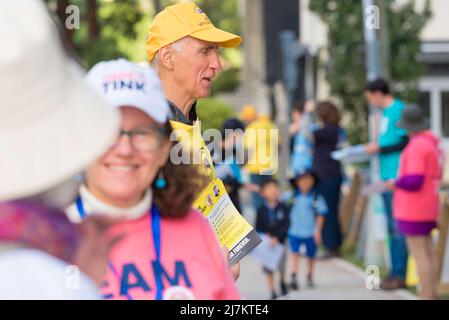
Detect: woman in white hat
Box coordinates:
(66, 59, 240, 300)
(0, 1, 120, 299)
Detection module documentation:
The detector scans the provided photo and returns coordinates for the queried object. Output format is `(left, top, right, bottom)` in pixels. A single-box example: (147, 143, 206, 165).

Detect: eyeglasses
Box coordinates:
(112, 126, 168, 152)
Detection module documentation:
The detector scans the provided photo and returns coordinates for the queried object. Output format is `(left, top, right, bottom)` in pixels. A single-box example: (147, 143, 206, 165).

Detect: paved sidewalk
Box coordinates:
(236, 254, 416, 300)
(235, 170, 416, 300)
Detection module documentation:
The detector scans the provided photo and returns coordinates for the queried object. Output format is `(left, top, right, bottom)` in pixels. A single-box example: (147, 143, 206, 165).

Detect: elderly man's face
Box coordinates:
(172, 37, 222, 99)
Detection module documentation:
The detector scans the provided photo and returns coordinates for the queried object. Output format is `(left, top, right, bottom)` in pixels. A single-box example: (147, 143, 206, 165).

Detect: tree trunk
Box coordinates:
(153, 0, 161, 13)
(56, 0, 75, 52)
(86, 0, 100, 41)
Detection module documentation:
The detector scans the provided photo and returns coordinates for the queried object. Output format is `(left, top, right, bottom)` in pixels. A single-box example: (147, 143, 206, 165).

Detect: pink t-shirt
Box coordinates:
(393, 131, 443, 222)
(101, 209, 240, 300)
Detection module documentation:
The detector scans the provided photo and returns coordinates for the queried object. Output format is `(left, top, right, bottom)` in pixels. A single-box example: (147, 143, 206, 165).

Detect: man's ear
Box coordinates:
(159, 46, 175, 70)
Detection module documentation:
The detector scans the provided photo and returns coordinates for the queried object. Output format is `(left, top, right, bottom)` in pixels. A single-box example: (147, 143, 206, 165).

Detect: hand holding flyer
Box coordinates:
(193, 178, 262, 265)
(331, 144, 371, 164)
(361, 180, 391, 196)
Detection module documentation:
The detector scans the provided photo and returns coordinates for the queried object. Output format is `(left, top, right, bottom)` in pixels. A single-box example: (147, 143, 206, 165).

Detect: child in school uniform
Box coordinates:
(288, 170, 328, 289)
(255, 179, 290, 299)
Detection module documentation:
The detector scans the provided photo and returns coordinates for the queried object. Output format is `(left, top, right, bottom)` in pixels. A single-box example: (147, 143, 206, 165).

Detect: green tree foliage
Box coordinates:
(212, 68, 241, 94)
(46, 0, 241, 71)
(157, 0, 241, 35)
(45, 0, 146, 68)
(309, 0, 431, 144)
(73, 0, 144, 68)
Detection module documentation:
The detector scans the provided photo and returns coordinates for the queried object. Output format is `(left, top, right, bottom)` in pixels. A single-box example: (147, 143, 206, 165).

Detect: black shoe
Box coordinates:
(270, 291, 278, 300)
(280, 282, 289, 296)
(380, 277, 406, 290)
(307, 274, 315, 288)
(290, 278, 299, 290)
(320, 249, 341, 260)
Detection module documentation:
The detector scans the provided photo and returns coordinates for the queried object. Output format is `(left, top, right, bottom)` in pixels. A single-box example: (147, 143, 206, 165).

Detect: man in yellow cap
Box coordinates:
(146, 1, 241, 124)
(147, 2, 261, 280)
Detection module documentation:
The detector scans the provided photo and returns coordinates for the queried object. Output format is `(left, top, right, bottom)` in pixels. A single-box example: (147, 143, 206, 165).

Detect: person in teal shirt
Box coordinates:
(364, 78, 409, 290)
(377, 99, 408, 180)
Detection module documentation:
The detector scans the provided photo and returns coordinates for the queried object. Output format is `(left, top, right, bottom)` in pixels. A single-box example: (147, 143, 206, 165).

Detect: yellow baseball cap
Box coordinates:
(146, 2, 242, 62)
(239, 104, 258, 122)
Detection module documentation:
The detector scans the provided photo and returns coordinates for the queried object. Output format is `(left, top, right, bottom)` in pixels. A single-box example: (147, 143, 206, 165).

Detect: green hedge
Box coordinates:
(196, 97, 235, 133)
(212, 68, 241, 94)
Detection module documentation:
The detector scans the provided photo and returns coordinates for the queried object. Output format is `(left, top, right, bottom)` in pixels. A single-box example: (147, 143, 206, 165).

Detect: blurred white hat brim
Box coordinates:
(0, 65, 120, 201)
(0, 1, 120, 201)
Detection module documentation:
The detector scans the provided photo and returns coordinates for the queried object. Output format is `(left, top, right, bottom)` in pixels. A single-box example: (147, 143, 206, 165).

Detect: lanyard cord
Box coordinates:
(75, 196, 86, 220)
(75, 196, 163, 300)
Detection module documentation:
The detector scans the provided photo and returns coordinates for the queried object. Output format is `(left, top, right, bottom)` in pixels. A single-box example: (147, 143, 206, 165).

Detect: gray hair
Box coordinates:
(150, 37, 189, 73)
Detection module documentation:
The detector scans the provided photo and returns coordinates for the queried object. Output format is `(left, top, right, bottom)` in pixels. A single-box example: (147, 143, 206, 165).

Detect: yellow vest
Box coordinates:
(243, 117, 279, 175)
(169, 119, 215, 182)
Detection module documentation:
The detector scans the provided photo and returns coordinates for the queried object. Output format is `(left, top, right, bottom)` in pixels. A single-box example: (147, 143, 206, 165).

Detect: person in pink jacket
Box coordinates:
(388, 104, 443, 299)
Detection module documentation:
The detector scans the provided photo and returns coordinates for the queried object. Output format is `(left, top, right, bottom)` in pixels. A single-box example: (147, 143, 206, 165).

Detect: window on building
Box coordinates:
(418, 91, 431, 119)
(442, 92, 449, 138)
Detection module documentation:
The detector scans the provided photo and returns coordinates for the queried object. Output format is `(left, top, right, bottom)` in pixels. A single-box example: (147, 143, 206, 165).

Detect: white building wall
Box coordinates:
(300, 0, 331, 100)
(397, 0, 449, 41)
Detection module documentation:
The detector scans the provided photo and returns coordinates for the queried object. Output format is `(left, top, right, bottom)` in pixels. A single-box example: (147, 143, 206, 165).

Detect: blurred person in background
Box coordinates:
(238, 104, 274, 212)
(303, 101, 343, 258)
(214, 117, 261, 213)
(214, 118, 246, 212)
(364, 78, 409, 290)
(289, 101, 315, 177)
(0, 0, 120, 299)
(388, 105, 443, 299)
(243, 114, 280, 211)
(66, 59, 240, 300)
(239, 104, 259, 127)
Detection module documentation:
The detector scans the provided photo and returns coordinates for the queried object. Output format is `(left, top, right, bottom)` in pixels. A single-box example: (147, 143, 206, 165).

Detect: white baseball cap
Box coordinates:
(0, 0, 120, 201)
(85, 59, 170, 124)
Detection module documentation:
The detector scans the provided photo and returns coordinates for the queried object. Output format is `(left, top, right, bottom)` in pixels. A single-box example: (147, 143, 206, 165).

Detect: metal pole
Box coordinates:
(360, 0, 384, 266)
(378, 0, 391, 81)
(362, 0, 381, 81)
(274, 81, 291, 191)
(305, 52, 315, 100)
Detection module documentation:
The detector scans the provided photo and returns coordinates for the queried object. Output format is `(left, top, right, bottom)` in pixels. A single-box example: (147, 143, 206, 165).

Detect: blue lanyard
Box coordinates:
(151, 204, 163, 300)
(76, 196, 163, 300)
(76, 196, 86, 220)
